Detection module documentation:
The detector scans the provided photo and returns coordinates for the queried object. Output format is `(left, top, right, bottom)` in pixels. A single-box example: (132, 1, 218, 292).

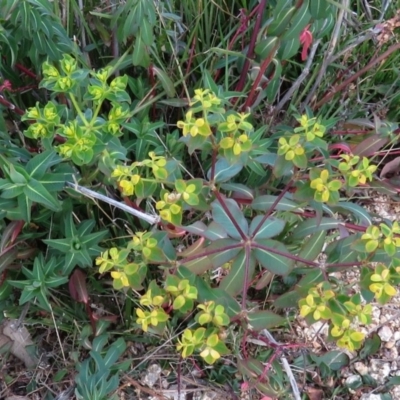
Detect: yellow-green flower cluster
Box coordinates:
(361, 222, 400, 256)
(177, 110, 212, 137)
(156, 191, 182, 224)
(190, 88, 221, 109)
(23, 102, 60, 139)
(299, 283, 335, 320)
(136, 308, 169, 332)
(111, 153, 168, 197)
(296, 115, 326, 141)
(338, 155, 377, 187)
(95, 247, 140, 289)
(309, 169, 342, 203)
(176, 327, 229, 364)
(58, 121, 97, 165)
(369, 264, 397, 304)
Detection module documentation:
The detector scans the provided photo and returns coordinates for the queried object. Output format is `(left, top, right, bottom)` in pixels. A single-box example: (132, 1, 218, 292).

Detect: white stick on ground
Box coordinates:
(65, 181, 160, 225)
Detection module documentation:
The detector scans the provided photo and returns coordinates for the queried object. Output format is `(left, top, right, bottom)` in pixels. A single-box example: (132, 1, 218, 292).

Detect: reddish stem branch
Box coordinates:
(314, 42, 400, 110)
(241, 44, 279, 110)
(234, 0, 267, 97)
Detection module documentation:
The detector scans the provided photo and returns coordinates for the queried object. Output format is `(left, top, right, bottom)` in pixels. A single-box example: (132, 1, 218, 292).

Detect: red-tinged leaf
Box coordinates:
(352, 134, 388, 157)
(183, 256, 214, 274)
(0, 220, 24, 251)
(328, 143, 351, 153)
(0, 247, 18, 274)
(92, 313, 118, 323)
(343, 118, 375, 129)
(255, 271, 274, 290)
(69, 269, 89, 304)
(299, 24, 312, 61)
(163, 224, 186, 238)
(178, 237, 205, 257)
(380, 156, 400, 178)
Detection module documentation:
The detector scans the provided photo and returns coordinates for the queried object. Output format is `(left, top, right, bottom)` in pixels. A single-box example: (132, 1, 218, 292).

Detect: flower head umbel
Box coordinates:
(309, 169, 342, 203)
(369, 264, 397, 304)
(190, 89, 221, 109)
(177, 110, 212, 137)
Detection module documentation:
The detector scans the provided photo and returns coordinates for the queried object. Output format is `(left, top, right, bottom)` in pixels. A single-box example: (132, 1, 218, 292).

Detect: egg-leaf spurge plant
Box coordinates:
(2, 52, 400, 397)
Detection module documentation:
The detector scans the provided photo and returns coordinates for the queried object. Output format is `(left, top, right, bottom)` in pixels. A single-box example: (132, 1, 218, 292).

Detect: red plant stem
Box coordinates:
(185, 36, 196, 78)
(213, 191, 248, 240)
(241, 243, 252, 309)
(258, 351, 279, 383)
(241, 329, 249, 359)
(241, 43, 279, 110)
(327, 260, 370, 268)
(251, 179, 293, 238)
(252, 242, 320, 266)
(234, 0, 267, 97)
(0, 95, 25, 115)
(148, 65, 157, 121)
(1, 57, 38, 80)
(331, 130, 372, 135)
(210, 148, 217, 182)
(15, 63, 37, 80)
(213, 7, 259, 82)
(314, 42, 400, 110)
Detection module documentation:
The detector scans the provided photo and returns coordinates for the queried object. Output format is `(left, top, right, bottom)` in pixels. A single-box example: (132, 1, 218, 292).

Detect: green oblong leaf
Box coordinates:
(254, 36, 279, 59)
(274, 290, 302, 308)
(247, 310, 285, 330)
(25, 150, 61, 179)
(282, 0, 311, 41)
(208, 158, 243, 183)
(279, 37, 301, 60)
(140, 18, 154, 46)
(153, 66, 176, 97)
(24, 179, 61, 211)
(310, 0, 328, 18)
(268, 6, 296, 37)
(318, 350, 350, 371)
(206, 239, 242, 268)
(253, 239, 294, 275)
(297, 231, 326, 267)
(252, 195, 302, 212)
(211, 198, 248, 240)
(132, 35, 144, 66)
(183, 256, 214, 274)
(292, 218, 339, 239)
(220, 183, 254, 200)
(332, 202, 372, 226)
(249, 216, 285, 240)
(220, 250, 256, 296)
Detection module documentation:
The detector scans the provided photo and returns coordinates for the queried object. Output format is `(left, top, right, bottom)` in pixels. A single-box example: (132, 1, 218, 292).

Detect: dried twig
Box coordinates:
(301, 0, 349, 111)
(273, 39, 321, 115)
(260, 329, 302, 400)
(65, 181, 160, 225)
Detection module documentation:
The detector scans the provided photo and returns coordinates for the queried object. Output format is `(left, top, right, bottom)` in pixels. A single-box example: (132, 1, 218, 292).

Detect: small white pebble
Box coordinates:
(378, 326, 393, 342)
(354, 362, 369, 376)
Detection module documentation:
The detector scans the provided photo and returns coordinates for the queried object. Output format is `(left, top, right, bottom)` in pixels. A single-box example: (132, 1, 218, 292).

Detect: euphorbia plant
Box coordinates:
(3, 52, 397, 398)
